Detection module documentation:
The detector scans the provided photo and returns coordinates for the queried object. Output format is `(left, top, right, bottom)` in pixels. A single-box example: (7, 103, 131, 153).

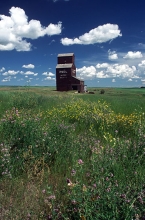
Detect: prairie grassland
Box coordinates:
(0, 87, 145, 219)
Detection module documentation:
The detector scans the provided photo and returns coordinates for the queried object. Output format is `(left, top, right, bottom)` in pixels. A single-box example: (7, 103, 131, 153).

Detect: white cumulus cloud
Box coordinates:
(137, 60, 145, 77)
(44, 76, 55, 80)
(0, 7, 62, 51)
(0, 67, 5, 72)
(1, 76, 11, 82)
(96, 63, 109, 68)
(96, 71, 109, 78)
(42, 72, 55, 76)
(61, 23, 122, 45)
(106, 64, 137, 78)
(138, 60, 145, 68)
(123, 51, 143, 59)
(2, 70, 19, 76)
(22, 64, 35, 69)
(21, 71, 36, 75)
(77, 66, 97, 79)
(108, 50, 118, 60)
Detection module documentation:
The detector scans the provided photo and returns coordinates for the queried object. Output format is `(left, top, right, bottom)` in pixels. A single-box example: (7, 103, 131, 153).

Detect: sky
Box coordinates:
(0, 0, 145, 87)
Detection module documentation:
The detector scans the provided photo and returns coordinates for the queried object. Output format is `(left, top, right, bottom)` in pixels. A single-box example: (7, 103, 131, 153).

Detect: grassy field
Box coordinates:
(0, 86, 145, 219)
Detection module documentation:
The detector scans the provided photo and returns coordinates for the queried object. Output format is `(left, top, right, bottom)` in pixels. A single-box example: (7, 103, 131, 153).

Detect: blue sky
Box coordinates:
(0, 0, 145, 87)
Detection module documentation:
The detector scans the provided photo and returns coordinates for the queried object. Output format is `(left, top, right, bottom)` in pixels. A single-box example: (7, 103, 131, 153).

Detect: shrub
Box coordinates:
(100, 89, 105, 94)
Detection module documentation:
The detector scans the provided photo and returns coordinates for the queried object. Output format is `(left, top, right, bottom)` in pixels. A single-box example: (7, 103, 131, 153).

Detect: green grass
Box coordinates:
(81, 87, 145, 114)
(0, 86, 145, 219)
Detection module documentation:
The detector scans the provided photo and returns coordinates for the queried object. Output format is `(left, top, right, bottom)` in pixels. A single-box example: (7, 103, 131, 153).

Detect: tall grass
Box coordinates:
(0, 87, 145, 219)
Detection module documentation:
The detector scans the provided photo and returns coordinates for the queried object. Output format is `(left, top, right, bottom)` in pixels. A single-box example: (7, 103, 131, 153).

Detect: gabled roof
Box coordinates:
(56, 64, 73, 68)
(57, 53, 74, 57)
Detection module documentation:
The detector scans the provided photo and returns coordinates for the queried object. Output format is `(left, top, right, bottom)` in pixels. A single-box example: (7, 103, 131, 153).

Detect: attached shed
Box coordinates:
(56, 53, 84, 92)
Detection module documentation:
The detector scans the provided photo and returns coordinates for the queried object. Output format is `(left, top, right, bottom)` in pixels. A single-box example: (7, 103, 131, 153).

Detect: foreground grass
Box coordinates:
(0, 87, 145, 219)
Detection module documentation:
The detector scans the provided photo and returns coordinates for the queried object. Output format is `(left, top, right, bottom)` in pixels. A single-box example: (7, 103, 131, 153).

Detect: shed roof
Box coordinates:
(72, 76, 84, 82)
(57, 53, 74, 57)
(56, 64, 73, 69)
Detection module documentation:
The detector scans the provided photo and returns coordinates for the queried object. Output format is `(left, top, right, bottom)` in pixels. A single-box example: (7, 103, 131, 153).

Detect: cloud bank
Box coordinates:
(77, 63, 138, 80)
(0, 7, 62, 51)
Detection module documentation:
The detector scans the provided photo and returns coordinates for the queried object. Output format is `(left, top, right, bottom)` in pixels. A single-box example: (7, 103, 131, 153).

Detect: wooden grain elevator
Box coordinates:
(56, 53, 84, 92)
